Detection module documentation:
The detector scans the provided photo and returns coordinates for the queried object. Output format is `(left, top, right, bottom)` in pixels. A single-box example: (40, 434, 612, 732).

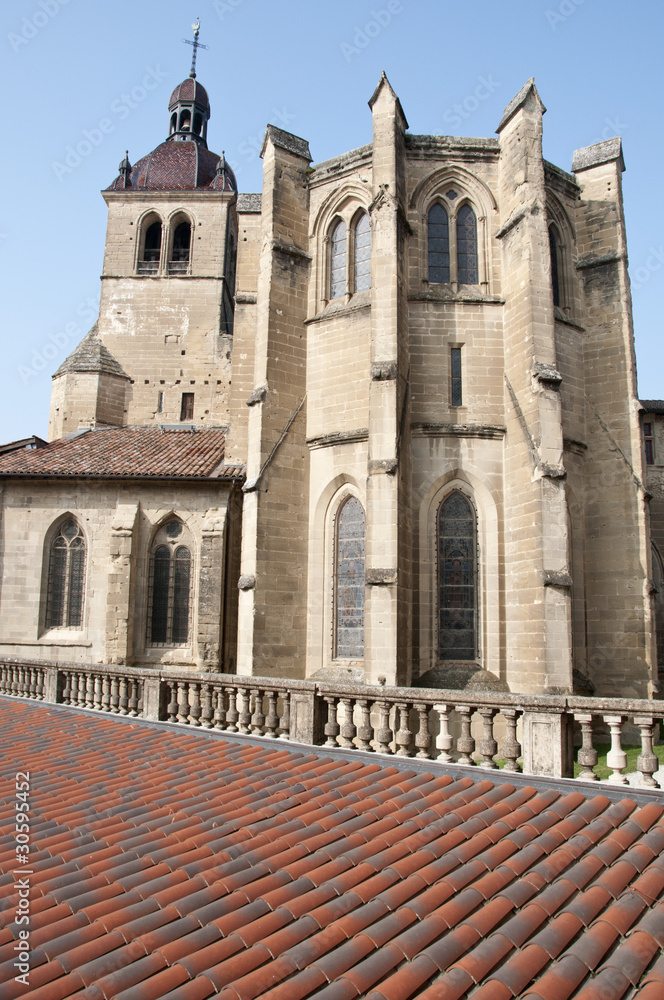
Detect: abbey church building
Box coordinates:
(0, 54, 656, 701)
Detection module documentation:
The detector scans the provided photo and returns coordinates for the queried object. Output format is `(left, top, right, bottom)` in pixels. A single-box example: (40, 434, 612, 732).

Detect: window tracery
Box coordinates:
(45, 519, 85, 629)
(438, 492, 477, 660)
(147, 519, 193, 646)
(334, 497, 365, 659)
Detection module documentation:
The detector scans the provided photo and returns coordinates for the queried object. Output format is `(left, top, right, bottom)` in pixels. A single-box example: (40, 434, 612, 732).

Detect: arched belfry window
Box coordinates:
(456, 204, 478, 284)
(139, 219, 162, 274)
(169, 220, 191, 275)
(335, 497, 365, 659)
(549, 224, 561, 307)
(354, 213, 371, 292)
(438, 492, 477, 661)
(330, 220, 347, 300)
(148, 519, 192, 646)
(45, 519, 86, 629)
(428, 203, 450, 283)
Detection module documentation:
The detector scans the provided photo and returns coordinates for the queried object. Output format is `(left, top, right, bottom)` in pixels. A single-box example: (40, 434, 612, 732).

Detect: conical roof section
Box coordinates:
(53, 325, 129, 379)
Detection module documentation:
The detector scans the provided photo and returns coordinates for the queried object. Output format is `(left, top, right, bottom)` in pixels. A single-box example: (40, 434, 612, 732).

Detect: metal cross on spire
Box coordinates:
(183, 19, 208, 79)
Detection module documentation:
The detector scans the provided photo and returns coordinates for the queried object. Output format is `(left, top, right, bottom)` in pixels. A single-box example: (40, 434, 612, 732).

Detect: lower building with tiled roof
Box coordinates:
(1, 698, 664, 1000)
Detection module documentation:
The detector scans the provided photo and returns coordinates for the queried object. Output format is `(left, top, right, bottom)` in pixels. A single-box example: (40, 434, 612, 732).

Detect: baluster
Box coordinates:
(237, 687, 252, 733)
(213, 688, 227, 730)
(189, 683, 202, 726)
(77, 673, 86, 707)
(28, 668, 37, 699)
(456, 705, 476, 766)
(226, 688, 239, 732)
(17, 666, 26, 697)
(265, 691, 279, 737)
(339, 698, 357, 749)
(200, 684, 214, 728)
(278, 691, 291, 740)
(127, 680, 139, 717)
(61, 671, 71, 705)
(85, 673, 95, 708)
(93, 674, 103, 710)
(478, 708, 498, 768)
(356, 699, 374, 751)
(634, 715, 660, 789)
(177, 682, 189, 724)
(251, 688, 265, 735)
(10, 665, 19, 696)
(118, 677, 129, 715)
(574, 713, 598, 781)
(110, 676, 120, 713)
(166, 682, 178, 722)
(0, 665, 7, 695)
(100, 676, 110, 712)
(501, 708, 522, 772)
(414, 703, 432, 759)
(433, 703, 454, 763)
(395, 703, 413, 757)
(324, 697, 340, 747)
(603, 714, 627, 784)
(375, 701, 393, 754)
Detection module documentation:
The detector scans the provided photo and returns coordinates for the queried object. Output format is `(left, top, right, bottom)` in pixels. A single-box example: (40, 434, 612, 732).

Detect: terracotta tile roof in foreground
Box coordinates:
(0, 427, 244, 480)
(1, 699, 664, 1000)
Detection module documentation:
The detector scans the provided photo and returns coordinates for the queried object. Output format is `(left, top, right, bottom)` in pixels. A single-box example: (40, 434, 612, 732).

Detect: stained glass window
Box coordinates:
(148, 521, 191, 646)
(438, 493, 476, 660)
(354, 213, 371, 292)
(46, 519, 85, 628)
(330, 220, 347, 299)
(451, 347, 463, 407)
(335, 497, 365, 659)
(428, 204, 450, 283)
(549, 226, 560, 307)
(456, 204, 478, 284)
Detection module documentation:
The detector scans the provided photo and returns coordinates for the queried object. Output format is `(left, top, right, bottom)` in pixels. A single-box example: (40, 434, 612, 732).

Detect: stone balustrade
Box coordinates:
(1, 657, 663, 788)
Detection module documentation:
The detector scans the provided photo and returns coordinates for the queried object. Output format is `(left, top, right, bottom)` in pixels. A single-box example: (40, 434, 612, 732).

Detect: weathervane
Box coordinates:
(183, 19, 208, 79)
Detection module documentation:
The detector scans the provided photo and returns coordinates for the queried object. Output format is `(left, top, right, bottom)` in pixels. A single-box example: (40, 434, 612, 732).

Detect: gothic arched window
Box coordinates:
(330, 220, 347, 300)
(428, 203, 450, 283)
(45, 519, 86, 629)
(549, 224, 561, 307)
(456, 204, 478, 285)
(169, 220, 191, 275)
(354, 213, 371, 292)
(148, 520, 192, 645)
(438, 492, 476, 660)
(335, 497, 365, 659)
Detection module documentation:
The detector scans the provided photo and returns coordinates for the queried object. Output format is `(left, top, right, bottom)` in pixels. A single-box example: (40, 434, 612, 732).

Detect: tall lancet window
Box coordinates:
(148, 520, 192, 646)
(335, 497, 365, 659)
(456, 204, 478, 285)
(354, 213, 371, 292)
(428, 204, 450, 283)
(549, 225, 561, 307)
(330, 220, 347, 300)
(45, 520, 86, 629)
(438, 492, 477, 661)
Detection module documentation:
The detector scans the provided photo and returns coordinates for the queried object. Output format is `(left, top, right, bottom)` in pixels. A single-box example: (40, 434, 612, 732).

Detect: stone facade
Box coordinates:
(0, 68, 657, 697)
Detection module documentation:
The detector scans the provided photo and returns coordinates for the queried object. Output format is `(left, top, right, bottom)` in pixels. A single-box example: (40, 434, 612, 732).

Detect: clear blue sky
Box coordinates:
(2, 0, 662, 442)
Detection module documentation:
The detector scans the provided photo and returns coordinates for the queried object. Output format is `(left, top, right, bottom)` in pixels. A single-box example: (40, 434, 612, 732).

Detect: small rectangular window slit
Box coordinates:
(451, 347, 463, 407)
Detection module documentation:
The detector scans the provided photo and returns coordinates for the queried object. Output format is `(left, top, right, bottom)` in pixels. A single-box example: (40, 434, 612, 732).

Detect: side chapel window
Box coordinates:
(148, 520, 192, 645)
(354, 213, 371, 292)
(45, 519, 85, 628)
(335, 497, 365, 659)
(427, 197, 479, 285)
(438, 492, 476, 661)
(330, 220, 347, 299)
(428, 203, 450, 283)
(548, 225, 561, 307)
(456, 204, 478, 284)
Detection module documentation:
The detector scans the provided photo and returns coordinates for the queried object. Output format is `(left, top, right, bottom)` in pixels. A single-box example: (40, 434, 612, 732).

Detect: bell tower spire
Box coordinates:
(183, 18, 208, 79)
(167, 21, 211, 145)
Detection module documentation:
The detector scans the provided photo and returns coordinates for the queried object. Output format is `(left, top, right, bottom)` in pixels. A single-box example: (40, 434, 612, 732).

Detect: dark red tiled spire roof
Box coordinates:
(106, 141, 236, 192)
(0, 427, 244, 480)
(169, 78, 210, 110)
(1, 699, 664, 1000)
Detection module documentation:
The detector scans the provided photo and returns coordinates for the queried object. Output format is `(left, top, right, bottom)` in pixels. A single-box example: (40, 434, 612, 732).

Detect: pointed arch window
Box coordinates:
(428, 203, 450, 283)
(330, 220, 347, 300)
(549, 224, 561, 307)
(169, 220, 191, 275)
(335, 497, 365, 659)
(456, 204, 478, 284)
(45, 519, 86, 629)
(438, 492, 477, 660)
(354, 213, 371, 292)
(139, 219, 162, 274)
(148, 519, 192, 645)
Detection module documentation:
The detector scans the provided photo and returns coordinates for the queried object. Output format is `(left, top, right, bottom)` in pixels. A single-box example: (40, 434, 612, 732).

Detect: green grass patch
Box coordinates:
(573, 743, 664, 780)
